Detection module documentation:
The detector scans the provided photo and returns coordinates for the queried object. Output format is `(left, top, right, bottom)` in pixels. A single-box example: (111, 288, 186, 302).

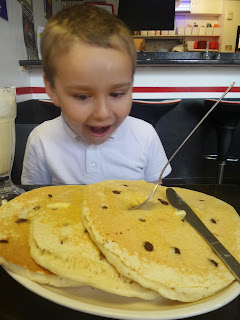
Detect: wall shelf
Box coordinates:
(133, 35, 220, 40)
(175, 12, 221, 16)
(187, 49, 219, 52)
(19, 60, 42, 70)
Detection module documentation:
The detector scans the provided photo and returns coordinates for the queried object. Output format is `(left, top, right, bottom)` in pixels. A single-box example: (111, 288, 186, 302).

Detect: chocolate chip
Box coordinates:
(15, 218, 28, 224)
(99, 253, 105, 260)
(210, 219, 217, 224)
(0, 239, 8, 243)
(123, 185, 128, 187)
(84, 229, 88, 233)
(112, 190, 121, 194)
(181, 219, 185, 222)
(138, 218, 146, 222)
(48, 194, 53, 198)
(199, 199, 205, 202)
(60, 240, 63, 245)
(210, 259, 218, 267)
(33, 206, 40, 210)
(174, 247, 181, 254)
(158, 199, 169, 205)
(144, 241, 154, 251)
(102, 205, 108, 209)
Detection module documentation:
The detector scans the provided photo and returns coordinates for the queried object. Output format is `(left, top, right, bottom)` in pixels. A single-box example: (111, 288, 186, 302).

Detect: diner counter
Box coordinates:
(19, 52, 240, 69)
(0, 183, 240, 320)
(136, 52, 240, 66)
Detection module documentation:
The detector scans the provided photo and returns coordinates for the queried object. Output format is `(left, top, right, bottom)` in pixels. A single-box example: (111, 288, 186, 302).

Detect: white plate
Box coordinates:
(6, 269, 240, 320)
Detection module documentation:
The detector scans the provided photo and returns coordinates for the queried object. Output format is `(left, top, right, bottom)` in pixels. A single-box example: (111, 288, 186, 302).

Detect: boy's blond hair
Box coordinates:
(41, 4, 136, 86)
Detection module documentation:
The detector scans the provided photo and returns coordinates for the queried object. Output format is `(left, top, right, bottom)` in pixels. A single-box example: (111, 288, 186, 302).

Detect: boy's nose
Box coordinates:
(93, 99, 112, 121)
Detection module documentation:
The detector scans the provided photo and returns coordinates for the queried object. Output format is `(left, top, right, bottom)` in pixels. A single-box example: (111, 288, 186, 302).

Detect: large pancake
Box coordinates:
(29, 188, 158, 300)
(81, 180, 240, 302)
(0, 185, 83, 286)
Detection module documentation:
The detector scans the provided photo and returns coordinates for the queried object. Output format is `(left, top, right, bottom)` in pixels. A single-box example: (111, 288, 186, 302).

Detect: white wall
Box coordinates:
(0, 0, 29, 90)
(0, 0, 53, 100)
(219, 0, 240, 52)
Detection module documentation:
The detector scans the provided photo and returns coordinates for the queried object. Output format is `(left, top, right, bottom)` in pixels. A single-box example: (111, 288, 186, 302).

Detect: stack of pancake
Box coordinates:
(0, 180, 239, 302)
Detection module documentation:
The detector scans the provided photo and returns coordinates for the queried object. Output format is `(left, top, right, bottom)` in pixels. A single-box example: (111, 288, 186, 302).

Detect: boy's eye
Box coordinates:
(75, 94, 89, 101)
(110, 92, 125, 98)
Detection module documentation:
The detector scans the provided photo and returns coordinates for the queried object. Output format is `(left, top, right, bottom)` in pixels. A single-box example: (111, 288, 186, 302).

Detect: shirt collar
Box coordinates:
(60, 114, 80, 140)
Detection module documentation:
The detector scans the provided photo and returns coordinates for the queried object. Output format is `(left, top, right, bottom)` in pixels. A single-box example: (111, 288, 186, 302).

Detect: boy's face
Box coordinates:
(44, 41, 133, 145)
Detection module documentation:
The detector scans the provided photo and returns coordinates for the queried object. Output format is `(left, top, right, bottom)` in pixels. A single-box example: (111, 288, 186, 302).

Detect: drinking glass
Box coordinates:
(0, 87, 24, 201)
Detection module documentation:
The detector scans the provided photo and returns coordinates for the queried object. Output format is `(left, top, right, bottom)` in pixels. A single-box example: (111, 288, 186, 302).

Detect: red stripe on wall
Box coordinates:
(132, 87, 240, 93)
(16, 86, 240, 95)
(16, 87, 46, 95)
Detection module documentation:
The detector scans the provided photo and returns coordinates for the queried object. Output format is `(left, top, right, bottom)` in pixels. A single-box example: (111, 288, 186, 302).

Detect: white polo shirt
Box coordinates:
(21, 115, 171, 185)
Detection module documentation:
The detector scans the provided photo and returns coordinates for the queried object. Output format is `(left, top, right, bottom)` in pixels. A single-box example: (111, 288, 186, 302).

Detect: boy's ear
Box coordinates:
(43, 73, 60, 107)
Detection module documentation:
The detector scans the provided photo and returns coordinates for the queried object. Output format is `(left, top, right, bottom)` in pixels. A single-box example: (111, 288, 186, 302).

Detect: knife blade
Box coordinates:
(166, 187, 240, 282)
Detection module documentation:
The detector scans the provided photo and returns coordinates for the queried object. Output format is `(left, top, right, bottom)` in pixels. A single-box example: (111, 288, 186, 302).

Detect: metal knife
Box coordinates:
(166, 187, 240, 282)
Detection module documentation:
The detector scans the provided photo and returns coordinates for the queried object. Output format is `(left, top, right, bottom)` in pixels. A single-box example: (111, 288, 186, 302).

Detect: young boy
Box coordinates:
(21, 4, 171, 185)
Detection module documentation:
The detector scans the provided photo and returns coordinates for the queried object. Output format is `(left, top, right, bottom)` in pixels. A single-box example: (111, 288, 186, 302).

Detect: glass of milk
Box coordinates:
(0, 87, 23, 200)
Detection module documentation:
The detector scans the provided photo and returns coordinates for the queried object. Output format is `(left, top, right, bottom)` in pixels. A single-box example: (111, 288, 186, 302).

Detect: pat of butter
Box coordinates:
(174, 209, 186, 219)
(47, 203, 70, 210)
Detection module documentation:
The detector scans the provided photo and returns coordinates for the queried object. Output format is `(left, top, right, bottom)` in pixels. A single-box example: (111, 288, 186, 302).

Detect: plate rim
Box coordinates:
(5, 268, 240, 320)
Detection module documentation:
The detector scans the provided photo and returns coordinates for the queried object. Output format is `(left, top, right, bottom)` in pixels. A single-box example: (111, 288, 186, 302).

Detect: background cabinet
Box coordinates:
(191, 0, 223, 15)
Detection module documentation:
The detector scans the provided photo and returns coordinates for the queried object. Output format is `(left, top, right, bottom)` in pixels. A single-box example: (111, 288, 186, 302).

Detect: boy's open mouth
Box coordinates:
(88, 125, 111, 136)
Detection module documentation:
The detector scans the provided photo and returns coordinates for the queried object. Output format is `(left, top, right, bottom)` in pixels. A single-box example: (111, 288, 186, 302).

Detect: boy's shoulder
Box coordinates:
(31, 116, 62, 131)
(29, 116, 64, 139)
(119, 116, 158, 143)
(124, 116, 155, 132)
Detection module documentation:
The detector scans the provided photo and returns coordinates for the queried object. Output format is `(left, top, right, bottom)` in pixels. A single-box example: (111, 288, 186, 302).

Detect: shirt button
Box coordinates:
(90, 145, 95, 150)
(89, 162, 96, 167)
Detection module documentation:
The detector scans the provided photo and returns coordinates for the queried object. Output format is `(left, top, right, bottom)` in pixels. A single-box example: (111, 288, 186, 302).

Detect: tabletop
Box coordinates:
(0, 184, 239, 320)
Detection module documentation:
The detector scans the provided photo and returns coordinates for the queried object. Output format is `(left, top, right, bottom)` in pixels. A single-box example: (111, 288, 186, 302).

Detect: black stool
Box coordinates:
(204, 99, 240, 184)
(12, 100, 61, 184)
(130, 99, 181, 127)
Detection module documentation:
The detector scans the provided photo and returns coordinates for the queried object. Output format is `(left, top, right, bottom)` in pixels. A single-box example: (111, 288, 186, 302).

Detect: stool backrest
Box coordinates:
(130, 99, 181, 127)
(204, 99, 240, 127)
